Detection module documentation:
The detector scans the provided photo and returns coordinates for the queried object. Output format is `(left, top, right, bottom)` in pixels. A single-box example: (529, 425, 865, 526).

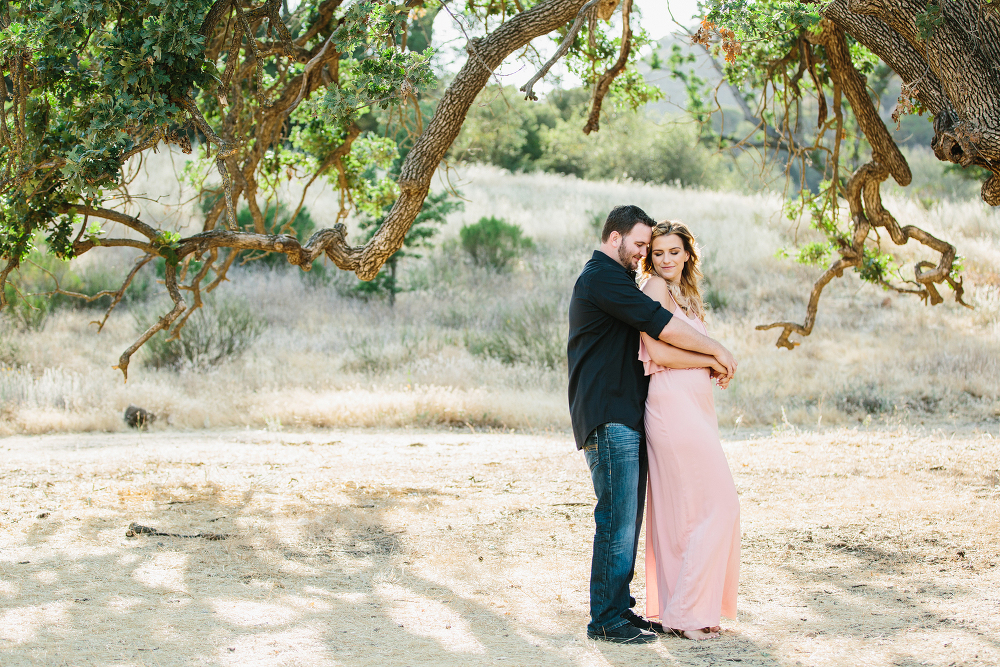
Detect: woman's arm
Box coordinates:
(642, 275, 736, 379)
(641, 332, 725, 372)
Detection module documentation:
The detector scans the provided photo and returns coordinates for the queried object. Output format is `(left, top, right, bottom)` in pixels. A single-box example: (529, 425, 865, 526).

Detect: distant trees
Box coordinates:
(450, 86, 729, 189)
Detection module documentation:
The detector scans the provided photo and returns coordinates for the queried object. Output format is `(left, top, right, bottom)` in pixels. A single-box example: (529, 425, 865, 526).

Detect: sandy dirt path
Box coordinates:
(1, 426, 999, 666)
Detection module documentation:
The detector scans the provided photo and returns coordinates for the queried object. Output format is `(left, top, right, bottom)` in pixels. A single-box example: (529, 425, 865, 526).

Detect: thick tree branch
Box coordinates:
(838, 0, 1000, 203)
(360, 0, 592, 282)
(823, 0, 950, 115)
(172, 225, 361, 273)
(809, 19, 911, 186)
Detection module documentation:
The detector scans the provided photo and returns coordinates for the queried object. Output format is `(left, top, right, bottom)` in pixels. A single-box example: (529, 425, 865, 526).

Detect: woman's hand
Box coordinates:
(709, 359, 732, 389)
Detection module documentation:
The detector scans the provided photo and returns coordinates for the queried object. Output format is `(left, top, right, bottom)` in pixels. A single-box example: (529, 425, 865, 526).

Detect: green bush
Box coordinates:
(466, 301, 566, 370)
(459, 217, 534, 271)
(137, 300, 265, 370)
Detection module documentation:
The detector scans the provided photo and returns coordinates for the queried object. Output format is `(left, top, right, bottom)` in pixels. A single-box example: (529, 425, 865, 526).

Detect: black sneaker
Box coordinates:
(622, 608, 666, 635)
(587, 622, 658, 644)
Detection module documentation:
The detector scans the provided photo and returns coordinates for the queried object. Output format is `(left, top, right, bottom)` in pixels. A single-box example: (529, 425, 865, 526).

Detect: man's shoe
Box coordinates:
(622, 608, 666, 635)
(586, 623, 658, 644)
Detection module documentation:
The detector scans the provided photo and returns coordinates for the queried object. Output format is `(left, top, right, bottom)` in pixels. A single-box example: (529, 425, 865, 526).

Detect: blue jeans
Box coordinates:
(582, 423, 647, 634)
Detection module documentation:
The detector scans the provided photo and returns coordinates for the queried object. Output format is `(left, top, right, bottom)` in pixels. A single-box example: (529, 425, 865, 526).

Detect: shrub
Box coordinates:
(460, 217, 534, 271)
(2, 289, 52, 331)
(137, 300, 265, 370)
(467, 301, 566, 369)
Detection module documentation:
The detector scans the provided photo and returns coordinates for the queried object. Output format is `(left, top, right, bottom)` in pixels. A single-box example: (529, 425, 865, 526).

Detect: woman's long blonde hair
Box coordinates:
(642, 221, 705, 321)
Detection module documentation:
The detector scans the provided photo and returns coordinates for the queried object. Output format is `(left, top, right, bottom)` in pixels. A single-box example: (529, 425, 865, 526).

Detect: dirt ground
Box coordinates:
(2, 425, 999, 667)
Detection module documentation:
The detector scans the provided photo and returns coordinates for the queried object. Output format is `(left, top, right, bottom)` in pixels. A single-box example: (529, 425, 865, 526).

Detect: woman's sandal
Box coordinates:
(667, 627, 721, 640)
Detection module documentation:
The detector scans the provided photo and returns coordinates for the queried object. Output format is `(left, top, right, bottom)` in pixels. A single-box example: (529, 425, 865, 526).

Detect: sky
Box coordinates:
(633, 0, 703, 37)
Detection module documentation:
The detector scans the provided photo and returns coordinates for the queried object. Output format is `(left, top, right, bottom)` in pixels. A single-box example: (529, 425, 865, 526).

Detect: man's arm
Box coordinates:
(587, 268, 736, 377)
(588, 272, 673, 338)
(641, 332, 725, 373)
(656, 317, 736, 378)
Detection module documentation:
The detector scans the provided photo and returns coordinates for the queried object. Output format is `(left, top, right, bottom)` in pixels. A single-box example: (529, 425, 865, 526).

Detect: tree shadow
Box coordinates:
(758, 524, 1000, 665)
(3, 477, 640, 666)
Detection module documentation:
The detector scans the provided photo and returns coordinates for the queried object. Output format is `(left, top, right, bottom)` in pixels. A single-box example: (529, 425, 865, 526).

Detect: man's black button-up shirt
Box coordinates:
(567, 250, 674, 449)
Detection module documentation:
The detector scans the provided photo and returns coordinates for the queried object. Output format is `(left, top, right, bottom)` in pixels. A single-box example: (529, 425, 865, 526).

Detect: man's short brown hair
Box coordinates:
(601, 205, 656, 242)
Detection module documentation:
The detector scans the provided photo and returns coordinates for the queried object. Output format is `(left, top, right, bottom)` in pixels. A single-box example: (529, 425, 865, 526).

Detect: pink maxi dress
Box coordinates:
(639, 301, 740, 631)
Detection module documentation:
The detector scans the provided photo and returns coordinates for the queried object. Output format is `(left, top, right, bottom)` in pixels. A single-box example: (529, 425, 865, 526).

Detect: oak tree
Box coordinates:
(692, 0, 997, 348)
(0, 0, 647, 376)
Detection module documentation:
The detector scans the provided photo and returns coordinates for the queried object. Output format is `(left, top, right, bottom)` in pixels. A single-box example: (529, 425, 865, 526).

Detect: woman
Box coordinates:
(638, 221, 740, 640)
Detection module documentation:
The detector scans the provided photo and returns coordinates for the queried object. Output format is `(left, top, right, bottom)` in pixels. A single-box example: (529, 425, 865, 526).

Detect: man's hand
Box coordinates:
(658, 317, 737, 380)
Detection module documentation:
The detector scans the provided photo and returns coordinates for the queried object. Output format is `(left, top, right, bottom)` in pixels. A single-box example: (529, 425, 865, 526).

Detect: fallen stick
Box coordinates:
(125, 522, 228, 541)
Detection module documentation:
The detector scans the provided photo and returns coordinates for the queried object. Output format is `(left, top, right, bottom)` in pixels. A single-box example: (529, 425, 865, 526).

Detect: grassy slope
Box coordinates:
(1, 160, 998, 434)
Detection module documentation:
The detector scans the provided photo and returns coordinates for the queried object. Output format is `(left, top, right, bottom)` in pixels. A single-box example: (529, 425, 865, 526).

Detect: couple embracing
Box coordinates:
(568, 205, 741, 643)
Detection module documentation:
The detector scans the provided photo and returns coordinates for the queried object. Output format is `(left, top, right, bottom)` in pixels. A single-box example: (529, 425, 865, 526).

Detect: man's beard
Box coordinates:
(618, 243, 636, 270)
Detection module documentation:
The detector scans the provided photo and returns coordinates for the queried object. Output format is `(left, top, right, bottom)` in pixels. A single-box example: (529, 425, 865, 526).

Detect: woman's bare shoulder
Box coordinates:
(641, 274, 667, 297)
(641, 275, 673, 310)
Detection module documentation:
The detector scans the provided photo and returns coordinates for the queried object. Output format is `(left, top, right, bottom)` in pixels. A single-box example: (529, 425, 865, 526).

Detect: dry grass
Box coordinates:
(2, 425, 999, 666)
(1, 159, 999, 434)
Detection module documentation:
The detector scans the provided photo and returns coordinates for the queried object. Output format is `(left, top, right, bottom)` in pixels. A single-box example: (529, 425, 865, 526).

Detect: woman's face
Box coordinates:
(650, 233, 689, 283)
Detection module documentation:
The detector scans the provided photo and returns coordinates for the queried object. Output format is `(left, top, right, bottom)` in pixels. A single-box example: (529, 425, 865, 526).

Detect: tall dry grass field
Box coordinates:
(1, 154, 998, 435)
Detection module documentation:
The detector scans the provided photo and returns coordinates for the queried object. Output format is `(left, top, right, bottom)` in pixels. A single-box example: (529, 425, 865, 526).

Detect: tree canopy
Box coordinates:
(1, 0, 656, 376)
(1, 0, 996, 373)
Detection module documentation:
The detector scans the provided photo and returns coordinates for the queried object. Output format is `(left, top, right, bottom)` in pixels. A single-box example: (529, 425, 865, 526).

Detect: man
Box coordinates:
(568, 205, 737, 644)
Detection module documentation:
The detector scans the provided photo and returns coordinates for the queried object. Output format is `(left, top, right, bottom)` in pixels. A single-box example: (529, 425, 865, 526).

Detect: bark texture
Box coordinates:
(826, 0, 1000, 204)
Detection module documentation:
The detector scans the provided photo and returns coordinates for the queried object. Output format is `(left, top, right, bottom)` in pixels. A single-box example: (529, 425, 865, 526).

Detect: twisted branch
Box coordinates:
(113, 262, 186, 381)
(756, 257, 860, 350)
(758, 158, 968, 349)
(756, 19, 970, 350)
(582, 0, 632, 134)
